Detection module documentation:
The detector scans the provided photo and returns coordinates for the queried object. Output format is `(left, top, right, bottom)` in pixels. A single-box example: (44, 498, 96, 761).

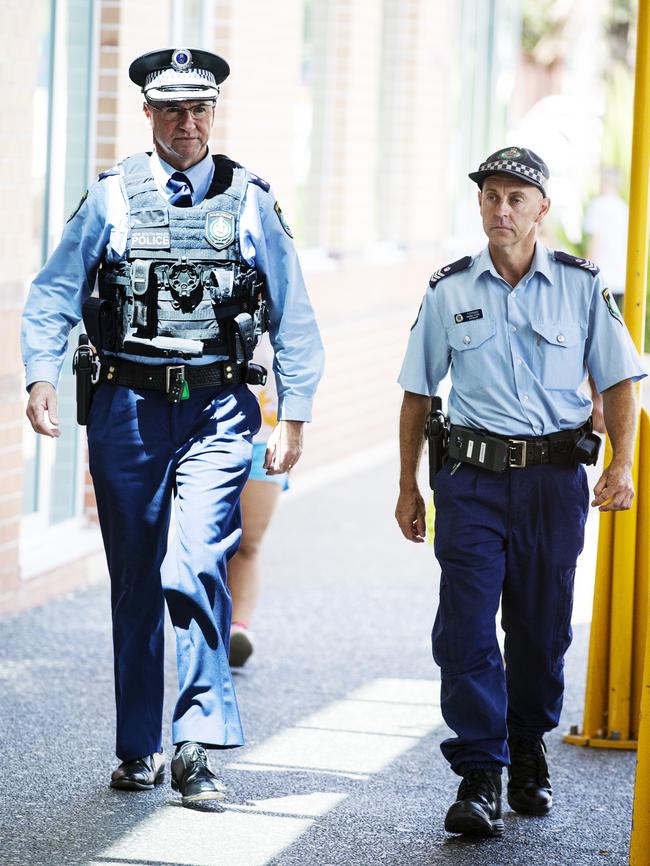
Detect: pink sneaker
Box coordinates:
(229, 624, 254, 667)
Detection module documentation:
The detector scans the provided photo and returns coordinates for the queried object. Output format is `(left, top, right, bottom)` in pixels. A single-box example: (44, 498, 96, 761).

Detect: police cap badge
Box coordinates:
(469, 146, 549, 196)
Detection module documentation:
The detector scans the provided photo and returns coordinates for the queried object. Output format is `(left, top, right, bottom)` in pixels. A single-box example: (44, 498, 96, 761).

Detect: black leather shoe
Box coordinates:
(507, 736, 552, 815)
(171, 742, 227, 804)
(110, 752, 165, 790)
(444, 769, 504, 837)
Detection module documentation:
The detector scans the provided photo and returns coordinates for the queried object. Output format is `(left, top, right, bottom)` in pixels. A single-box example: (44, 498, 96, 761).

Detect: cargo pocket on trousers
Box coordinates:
(551, 568, 575, 671)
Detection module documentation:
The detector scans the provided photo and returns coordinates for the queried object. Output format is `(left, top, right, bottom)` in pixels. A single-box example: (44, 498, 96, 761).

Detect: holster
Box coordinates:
(424, 396, 449, 489)
(72, 334, 100, 425)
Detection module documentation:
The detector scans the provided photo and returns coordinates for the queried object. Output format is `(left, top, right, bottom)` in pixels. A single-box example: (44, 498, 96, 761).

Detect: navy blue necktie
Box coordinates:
(167, 171, 193, 207)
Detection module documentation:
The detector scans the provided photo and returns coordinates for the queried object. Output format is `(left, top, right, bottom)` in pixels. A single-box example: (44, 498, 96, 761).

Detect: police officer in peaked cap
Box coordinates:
(22, 48, 323, 804)
(395, 146, 645, 837)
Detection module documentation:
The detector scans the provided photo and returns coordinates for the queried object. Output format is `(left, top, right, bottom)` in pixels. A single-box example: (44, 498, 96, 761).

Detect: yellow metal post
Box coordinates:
(631, 413, 650, 864)
(565, 0, 650, 756)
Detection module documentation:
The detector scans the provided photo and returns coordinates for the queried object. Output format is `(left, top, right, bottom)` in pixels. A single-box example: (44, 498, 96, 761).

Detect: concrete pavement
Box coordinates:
(0, 454, 637, 866)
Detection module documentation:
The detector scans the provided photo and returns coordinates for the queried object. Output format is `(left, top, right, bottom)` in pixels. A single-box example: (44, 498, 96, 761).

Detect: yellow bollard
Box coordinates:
(630, 411, 650, 865)
(564, 0, 649, 757)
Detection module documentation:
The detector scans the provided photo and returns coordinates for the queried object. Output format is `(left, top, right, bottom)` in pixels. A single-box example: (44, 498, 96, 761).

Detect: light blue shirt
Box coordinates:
(22, 150, 324, 422)
(398, 244, 646, 436)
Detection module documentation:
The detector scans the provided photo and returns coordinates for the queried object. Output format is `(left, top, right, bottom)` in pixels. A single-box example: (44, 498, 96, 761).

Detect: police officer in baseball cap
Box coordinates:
(396, 144, 645, 838)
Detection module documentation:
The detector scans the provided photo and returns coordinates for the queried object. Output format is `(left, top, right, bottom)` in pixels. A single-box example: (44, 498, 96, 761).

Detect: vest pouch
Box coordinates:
(82, 296, 119, 352)
(131, 260, 153, 333)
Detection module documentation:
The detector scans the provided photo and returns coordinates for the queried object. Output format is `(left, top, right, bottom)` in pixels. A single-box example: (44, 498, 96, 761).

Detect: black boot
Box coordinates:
(507, 736, 552, 815)
(444, 769, 504, 837)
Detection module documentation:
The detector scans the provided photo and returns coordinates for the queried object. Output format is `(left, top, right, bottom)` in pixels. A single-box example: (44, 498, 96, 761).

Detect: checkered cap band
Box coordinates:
(144, 67, 217, 92)
(480, 159, 546, 189)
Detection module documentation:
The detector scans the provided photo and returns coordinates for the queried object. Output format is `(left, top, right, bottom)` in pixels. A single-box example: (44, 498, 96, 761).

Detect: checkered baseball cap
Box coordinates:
(468, 147, 549, 195)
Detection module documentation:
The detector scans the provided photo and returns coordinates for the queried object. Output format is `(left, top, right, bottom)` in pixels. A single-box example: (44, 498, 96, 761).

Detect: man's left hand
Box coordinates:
(591, 460, 635, 511)
(264, 420, 304, 474)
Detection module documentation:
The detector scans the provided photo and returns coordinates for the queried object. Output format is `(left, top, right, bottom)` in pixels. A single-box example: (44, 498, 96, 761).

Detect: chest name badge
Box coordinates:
(454, 309, 483, 323)
(131, 228, 171, 249)
(206, 211, 235, 250)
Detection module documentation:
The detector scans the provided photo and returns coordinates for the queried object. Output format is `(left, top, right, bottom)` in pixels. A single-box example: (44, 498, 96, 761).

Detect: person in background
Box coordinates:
(229, 332, 289, 668)
(583, 167, 629, 432)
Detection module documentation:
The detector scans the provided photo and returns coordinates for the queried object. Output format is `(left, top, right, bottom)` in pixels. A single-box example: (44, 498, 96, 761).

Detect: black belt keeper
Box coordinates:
(99, 357, 248, 401)
(448, 422, 593, 472)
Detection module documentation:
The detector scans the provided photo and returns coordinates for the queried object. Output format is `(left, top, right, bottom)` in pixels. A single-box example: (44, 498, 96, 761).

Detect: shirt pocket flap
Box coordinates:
(447, 317, 496, 351)
(532, 321, 583, 348)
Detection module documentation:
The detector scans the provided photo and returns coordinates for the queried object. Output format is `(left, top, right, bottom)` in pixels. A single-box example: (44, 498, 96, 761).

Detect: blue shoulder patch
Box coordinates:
(98, 168, 119, 182)
(248, 172, 270, 192)
(554, 250, 600, 276)
(429, 255, 472, 288)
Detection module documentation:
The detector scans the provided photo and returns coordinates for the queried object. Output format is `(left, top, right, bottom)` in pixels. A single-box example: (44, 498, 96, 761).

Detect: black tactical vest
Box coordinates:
(96, 152, 266, 360)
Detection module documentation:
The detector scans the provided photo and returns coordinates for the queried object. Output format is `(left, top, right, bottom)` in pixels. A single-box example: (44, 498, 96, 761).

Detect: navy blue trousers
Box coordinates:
(432, 460, 590, 774)
(87, 381, 260, 762)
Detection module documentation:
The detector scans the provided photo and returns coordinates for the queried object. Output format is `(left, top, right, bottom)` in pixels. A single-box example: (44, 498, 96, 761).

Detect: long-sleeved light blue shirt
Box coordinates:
(22, 149, 324, 422)
(398, 244, 646, 436)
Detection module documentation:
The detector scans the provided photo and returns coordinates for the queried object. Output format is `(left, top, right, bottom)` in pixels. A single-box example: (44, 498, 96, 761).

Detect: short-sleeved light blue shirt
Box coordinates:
(398, 244, 646, 436)
(22, 150, 324, 422)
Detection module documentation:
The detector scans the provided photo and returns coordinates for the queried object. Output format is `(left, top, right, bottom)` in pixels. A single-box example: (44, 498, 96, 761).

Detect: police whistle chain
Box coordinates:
(425, 396, 450, 489)
(72, 334, 100, 425)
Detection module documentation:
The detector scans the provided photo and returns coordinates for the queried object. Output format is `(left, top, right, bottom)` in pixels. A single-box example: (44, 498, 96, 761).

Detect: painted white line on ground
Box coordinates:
(87, 677, 441, 866)
(226, 677, 442, 776)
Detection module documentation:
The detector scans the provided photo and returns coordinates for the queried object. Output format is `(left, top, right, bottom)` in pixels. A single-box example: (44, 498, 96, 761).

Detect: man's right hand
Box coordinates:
(395, 485, 427, 543)
(26, 381, 60, 438)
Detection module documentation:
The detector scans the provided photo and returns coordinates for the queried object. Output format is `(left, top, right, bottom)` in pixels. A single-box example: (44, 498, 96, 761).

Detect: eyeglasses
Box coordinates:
(150, 103, 215, 120)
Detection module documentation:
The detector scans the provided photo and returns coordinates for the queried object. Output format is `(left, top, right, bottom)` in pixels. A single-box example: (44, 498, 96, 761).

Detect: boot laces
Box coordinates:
(184, 743, 208, 766)
(458, 769, 498, 803)
(509, 738, 548, 786)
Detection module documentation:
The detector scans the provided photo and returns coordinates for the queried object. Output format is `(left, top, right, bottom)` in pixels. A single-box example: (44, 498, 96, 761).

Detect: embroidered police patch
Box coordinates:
(602, 288, 623, 325)
(206, 211, 235, 250)
(454, 309, 483, 323)
(67, 190, 88, 222)
(131, 228, 171, 249)
(274, 201, 293, 238)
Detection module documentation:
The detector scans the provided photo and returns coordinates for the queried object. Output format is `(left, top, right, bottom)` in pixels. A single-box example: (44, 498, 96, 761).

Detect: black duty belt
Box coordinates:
(447, 423, 593, 472)
(100, 357, 249, 403)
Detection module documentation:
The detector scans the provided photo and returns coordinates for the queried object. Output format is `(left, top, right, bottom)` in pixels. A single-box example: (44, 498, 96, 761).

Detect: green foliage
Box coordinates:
(521, 0, 556, 54)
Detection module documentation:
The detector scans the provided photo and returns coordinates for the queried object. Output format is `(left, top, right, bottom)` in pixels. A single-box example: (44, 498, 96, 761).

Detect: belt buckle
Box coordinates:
(508, 439, 527, 468)
(165, 364, 185, 403)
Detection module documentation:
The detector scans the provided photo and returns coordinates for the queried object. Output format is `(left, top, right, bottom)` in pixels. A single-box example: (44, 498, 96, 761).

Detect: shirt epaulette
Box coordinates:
(429, 256, 473, 288)
(98, 168, 119, 181)
(553, 250, 600, 276)
(247, 172, 270, 192)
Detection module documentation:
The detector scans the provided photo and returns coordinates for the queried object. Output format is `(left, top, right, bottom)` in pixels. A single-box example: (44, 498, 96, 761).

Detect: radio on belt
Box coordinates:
(447, 428, 517, 472)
